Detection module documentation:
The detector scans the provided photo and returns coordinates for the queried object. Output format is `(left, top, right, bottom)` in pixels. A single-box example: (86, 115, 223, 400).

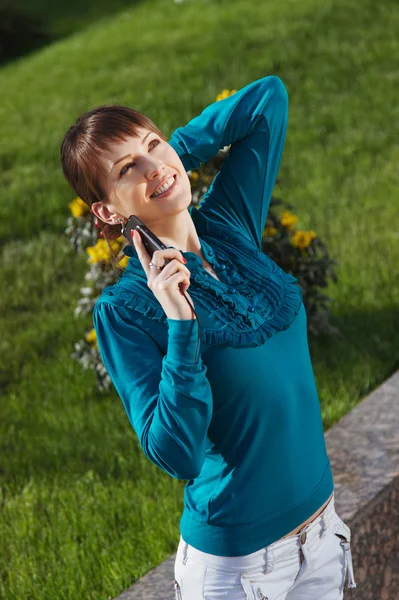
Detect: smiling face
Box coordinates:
(91, 126, 192, 228)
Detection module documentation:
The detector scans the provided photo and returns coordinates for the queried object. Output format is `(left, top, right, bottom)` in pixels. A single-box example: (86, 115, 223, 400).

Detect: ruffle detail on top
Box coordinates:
(184, 209, 303, 347)
(99, 281, 168, 325)
(188, 264, 302, 348)
(103, 209, 303, 348)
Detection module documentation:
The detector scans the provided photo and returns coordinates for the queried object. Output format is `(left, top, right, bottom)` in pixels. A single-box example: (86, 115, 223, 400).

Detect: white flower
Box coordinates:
(80, 287, 94, 296)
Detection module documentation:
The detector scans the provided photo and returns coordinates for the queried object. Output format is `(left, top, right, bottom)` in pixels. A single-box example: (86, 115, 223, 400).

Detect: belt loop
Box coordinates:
(181, 541, 189, 565)
(323, 495, 334, 532)
(263, 546, 274, 574)
(319, 511, 328, 538)
(342, 541, 357, 588)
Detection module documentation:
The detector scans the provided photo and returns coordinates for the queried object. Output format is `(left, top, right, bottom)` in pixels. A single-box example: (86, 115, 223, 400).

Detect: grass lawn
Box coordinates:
(0, 0, 398, 598)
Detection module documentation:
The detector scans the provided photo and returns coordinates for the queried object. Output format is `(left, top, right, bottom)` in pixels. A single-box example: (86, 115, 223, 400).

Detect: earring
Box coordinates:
(117, 217, 125, 230)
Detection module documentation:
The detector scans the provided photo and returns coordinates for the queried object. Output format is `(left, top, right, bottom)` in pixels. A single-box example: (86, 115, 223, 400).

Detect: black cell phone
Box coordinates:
(121, 215, 168, 260)
(121, 214, 177, 271)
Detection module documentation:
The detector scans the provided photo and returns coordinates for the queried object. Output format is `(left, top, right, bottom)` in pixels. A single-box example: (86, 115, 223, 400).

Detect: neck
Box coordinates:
(152, 208, 203, 256)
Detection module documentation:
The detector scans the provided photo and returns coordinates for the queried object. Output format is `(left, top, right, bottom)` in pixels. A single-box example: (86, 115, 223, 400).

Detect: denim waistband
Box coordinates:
(177, 492, 337, 574)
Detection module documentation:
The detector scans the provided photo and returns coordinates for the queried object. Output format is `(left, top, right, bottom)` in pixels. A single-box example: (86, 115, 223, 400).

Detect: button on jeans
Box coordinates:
(174, 492, 356, 599)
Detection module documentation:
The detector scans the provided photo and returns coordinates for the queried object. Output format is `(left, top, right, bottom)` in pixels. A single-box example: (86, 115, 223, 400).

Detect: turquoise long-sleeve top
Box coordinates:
(92, 75, 334, 557)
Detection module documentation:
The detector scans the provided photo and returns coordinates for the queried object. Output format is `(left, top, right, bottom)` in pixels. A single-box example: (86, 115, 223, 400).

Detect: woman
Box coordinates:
(60, 75, 356, 599)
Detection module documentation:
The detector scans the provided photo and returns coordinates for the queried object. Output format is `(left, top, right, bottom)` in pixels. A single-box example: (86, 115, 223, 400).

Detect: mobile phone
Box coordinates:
(121, 215, 168, 259)
(121, 215, 180, 283)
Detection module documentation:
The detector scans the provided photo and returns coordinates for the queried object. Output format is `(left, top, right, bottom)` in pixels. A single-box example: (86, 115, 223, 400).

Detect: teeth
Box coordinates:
(151, 176, 175, 197)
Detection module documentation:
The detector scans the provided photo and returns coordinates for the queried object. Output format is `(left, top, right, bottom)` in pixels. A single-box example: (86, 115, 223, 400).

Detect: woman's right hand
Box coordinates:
(132, 230, 196, 321)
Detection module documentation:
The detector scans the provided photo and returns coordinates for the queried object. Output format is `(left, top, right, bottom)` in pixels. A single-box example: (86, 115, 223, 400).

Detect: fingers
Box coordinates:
(131, 230, 148, 276)
(132, 230, 188, 281)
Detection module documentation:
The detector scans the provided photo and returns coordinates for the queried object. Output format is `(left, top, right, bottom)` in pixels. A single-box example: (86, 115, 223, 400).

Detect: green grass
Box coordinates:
(0, 0, 398, 597)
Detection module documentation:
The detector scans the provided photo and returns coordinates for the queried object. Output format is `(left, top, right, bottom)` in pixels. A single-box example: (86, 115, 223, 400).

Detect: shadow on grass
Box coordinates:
(0, 0, 148, 68)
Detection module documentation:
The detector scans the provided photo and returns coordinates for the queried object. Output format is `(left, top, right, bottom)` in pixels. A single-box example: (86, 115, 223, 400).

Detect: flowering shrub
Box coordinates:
(262, 204, 338, 336)
(66, 89, 338, 391)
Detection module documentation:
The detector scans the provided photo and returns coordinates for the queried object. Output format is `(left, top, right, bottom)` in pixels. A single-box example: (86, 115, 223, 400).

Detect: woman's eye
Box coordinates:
(119, 138, 160, 178)
(119, 162, 134, 177)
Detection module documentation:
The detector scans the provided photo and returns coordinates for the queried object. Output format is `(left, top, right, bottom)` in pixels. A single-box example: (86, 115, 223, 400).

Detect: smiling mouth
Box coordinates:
(150, 174, 178, 199)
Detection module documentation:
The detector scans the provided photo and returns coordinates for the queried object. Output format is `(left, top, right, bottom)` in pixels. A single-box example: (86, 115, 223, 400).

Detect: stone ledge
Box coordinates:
(323, 369, 399, 598)
(114, 369, 399, 599)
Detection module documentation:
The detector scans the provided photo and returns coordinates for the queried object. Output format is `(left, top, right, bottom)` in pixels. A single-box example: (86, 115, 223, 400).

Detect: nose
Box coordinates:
(147, 163, 167, 182)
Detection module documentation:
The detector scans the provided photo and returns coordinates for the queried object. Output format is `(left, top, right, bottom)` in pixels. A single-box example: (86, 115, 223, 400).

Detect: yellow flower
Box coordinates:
(86, 328, 97, 345)
(291, 230, 317, 250)
(110, 239, 124, 254)
(280, 210, 299, 230)
(86, 239, 112, 264)
(190, 171, 200, 181)
(263, 226, 278, 237)
(215, 89, 238, 102)
(118, 255, 130, 269)
(69, 197, 90, 218)
(86, 236, 126, 264)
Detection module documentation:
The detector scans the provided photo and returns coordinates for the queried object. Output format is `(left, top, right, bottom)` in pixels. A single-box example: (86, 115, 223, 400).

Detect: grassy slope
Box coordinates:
(0, 0, 398, 597)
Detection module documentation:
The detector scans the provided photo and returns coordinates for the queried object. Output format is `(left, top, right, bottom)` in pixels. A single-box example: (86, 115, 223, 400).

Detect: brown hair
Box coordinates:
(60, 105, 167, 270)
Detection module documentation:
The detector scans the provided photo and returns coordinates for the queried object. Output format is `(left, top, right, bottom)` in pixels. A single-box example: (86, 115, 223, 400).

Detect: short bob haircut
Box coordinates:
(60, 105, 167, 269)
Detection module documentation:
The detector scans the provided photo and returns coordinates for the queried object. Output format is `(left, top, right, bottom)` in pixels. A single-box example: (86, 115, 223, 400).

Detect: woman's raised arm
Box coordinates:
(168, 75, 288, 249)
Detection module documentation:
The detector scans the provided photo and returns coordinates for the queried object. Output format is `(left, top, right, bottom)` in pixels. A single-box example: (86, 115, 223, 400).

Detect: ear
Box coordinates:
(91, 201, 119, 225)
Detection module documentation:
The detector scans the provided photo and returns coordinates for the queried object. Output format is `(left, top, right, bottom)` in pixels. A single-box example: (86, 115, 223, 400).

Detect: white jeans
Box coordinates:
(174, 492, 356, 599)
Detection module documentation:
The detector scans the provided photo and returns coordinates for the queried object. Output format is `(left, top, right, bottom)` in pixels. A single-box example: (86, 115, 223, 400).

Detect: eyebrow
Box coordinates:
(112, 131, 153, 168)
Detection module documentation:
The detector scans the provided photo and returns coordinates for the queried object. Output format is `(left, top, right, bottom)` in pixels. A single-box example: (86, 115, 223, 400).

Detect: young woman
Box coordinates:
(60, 75, 356, 599)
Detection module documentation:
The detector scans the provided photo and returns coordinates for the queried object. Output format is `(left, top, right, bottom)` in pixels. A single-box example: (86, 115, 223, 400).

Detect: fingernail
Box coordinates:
(131, 231, 135, 238)
(183, 257, 187, 263)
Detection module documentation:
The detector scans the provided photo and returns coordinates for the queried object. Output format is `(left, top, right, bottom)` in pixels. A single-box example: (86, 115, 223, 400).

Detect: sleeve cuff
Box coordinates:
(166, 318, 201, 365)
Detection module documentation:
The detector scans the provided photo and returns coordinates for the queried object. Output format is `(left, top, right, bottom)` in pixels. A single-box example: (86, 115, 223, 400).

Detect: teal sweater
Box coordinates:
(92, 75, 334, 557)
